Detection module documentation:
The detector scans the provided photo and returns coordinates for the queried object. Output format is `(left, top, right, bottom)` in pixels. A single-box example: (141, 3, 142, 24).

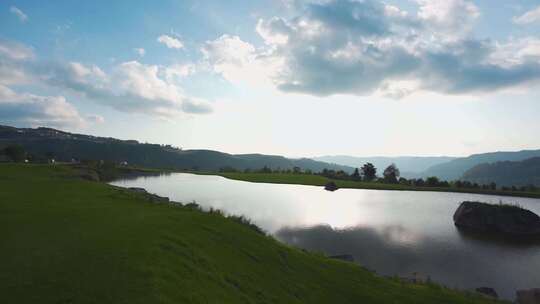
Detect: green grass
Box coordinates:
(0, 164, 501, 303)
(215, 172, 540, 199)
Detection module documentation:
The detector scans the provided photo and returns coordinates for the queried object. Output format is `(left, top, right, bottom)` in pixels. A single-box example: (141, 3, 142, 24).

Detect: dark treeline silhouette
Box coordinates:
(0, 124, 352, 173)
(462, 157, 540, 187)
(228, 162, 539, 194)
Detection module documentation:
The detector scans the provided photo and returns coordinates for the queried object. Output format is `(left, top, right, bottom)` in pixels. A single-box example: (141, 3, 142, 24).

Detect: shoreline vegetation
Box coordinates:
(186, 171, 540, 199)
(2, 142, 539, 199)
(0, 163, 501, 303)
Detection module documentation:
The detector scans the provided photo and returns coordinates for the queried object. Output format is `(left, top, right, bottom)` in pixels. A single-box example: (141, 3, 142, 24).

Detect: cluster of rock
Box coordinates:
(453, 201, 540, 236)
(475, 287, 498, 299)
(127, 187, 171, 204)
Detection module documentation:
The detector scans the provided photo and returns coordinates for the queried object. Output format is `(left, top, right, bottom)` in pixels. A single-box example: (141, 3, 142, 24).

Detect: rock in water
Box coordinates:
(324, 181, 338, 191)
(453, 201, 540, 236)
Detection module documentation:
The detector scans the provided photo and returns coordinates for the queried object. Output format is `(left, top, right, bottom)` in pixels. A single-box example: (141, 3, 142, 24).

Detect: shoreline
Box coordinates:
(174, 171, 540, 200)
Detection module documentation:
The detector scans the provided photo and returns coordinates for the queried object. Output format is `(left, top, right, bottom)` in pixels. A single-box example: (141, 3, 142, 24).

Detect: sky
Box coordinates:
(1, 0, 540, 158)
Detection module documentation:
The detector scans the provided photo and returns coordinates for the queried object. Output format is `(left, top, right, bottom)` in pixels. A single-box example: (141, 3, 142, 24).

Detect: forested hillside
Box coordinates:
(463, 157, 540, 187)
(0, 125, 352, 172)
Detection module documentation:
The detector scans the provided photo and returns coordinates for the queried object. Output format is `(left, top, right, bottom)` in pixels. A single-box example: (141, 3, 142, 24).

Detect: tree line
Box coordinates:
(220, 162, 539, 193)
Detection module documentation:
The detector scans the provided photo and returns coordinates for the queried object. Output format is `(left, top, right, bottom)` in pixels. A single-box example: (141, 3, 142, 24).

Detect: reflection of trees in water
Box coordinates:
(275, 224, 540, 300)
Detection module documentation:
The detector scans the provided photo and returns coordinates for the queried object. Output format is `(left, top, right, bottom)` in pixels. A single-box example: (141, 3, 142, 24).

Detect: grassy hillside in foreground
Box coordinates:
(216, 172, 540, 199)
(0, 164, 500, 304)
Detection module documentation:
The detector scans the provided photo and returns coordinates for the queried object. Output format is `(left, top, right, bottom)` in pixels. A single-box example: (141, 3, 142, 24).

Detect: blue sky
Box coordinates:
(1, 0, 540, 157)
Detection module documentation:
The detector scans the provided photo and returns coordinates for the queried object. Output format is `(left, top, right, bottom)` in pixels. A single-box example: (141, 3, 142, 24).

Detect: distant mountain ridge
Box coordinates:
(314, 149, 540, 182)
(312, 155, 456, 178)
(0, 125, 353, 173)
(462, 157, 540, 187)
(420, 150, 540, 181)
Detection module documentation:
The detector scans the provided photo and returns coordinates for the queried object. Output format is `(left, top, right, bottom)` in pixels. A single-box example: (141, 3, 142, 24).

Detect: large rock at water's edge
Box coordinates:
(453, 201, 540, 236)
(324, 181, 338, 191)
(517, 288, 540, 304)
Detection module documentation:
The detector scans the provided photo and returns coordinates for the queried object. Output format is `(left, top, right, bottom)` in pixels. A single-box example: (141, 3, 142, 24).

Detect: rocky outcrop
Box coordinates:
(517, 288, 540, 304)
(324, 181, 338, 191)
(453, 201, 540, 236)
(475, 287, 498, 298)
(127, 187, 170, 203)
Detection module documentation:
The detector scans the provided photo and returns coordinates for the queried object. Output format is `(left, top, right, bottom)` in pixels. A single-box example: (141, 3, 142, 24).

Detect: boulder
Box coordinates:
(475, 287, 498, 298)
(324, 181, 338, 191)
(128, 187, 147, 193)
(517, 288, 540, 304)
(453, 201, 540, 236)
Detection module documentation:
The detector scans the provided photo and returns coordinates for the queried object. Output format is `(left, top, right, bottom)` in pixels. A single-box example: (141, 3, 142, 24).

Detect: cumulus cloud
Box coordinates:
(202, 34, 283, 88)
(513, 5, 540, 24)
(0, 39, 34, 61)
(205, 0, 540, 97)
(9, 6, 28, 23)
(0, 41, 97, 128)
(157, 35, 184, 49)
(416, 0, 479, 40)
(133, 48, 145, 57)
(164, 64, 195, 82)
(0, 85, 87, 128)
(35, 60, 212, 116)
(0, 39, 210, 123)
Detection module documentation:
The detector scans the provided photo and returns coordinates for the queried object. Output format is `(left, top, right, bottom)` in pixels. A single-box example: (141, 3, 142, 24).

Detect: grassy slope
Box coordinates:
(217, 172, 540, 199)
(0, 164, 500, 304)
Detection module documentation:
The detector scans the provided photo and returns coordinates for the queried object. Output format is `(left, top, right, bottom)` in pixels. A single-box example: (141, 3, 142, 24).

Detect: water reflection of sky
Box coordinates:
(111, 173, 540, 300)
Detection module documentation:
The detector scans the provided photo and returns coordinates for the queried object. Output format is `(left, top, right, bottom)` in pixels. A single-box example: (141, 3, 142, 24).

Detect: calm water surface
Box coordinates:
(111, 173, 540, 299)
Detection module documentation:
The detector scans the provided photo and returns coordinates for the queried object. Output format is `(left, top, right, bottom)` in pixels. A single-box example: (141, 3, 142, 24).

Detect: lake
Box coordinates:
(111, 173, 540, 300)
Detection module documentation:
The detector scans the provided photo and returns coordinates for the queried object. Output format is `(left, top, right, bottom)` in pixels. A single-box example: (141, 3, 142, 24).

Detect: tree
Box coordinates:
(425, 176, 440, 187)
(383, 163, 400, 183)
(3, 145, 26, 162)
(361, 163, 377, 181)
(351, 168, 361, 181)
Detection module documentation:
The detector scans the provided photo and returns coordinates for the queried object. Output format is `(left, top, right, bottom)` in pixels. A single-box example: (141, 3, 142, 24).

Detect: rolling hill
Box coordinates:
(0, 163, 497, 303)
(462, 157, 540, 187)
(0, 125, 352, 173)
(313, 155, 456, 178)
(421, 150, 540, 181)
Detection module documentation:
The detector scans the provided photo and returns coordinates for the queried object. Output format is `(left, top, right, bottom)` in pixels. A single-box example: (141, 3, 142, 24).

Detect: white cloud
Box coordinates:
(38, 60, 212, 116)
(202, 34, 283, 88)
(416, 0, 480, 41)
(133, 48, 146, 57)
(9, 6, 28, 23)
(0, 85, 87, 128)
(165, 64, 195, 82)
(513, 5, 540, 24)
(490, 37, 540, 67)
(0, 39, 34, 61)
(85, 114, 105, 124)
(157, 35, 184, 49)
(0, 38, 211, 120)
(204, 0, 540, 97)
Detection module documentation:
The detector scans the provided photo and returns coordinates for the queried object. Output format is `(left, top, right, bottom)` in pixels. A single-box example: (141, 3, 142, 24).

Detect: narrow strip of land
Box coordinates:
(206, 172, 540, 199)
